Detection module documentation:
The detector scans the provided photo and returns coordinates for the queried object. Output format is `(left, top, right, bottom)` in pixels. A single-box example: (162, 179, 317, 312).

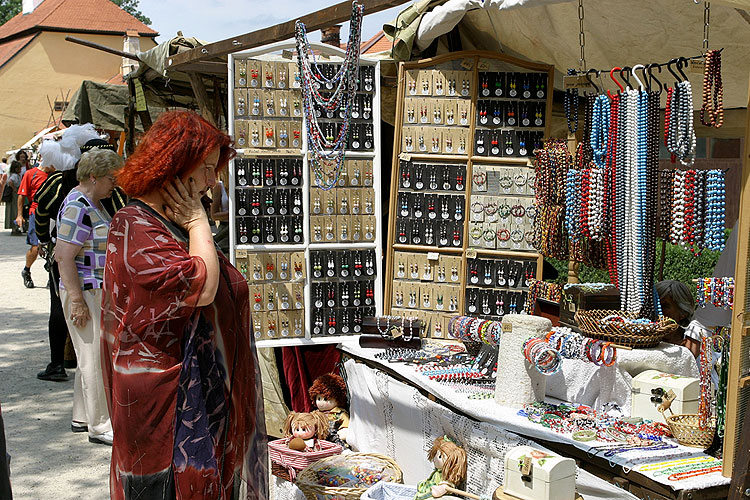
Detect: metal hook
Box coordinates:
(608, 67, 624, 98)
(647, 64, 664, 96)
(586, 69, 601, 93)
(677, 57, 690, 81)
(667, 58, 681, 85)
(631, 64, 645, 91)
(619, 66, 632, 89)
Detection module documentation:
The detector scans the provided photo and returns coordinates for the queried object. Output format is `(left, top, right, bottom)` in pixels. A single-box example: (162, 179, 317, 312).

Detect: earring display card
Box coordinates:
(230, 49, 381, 345)
(392, 251, 462, 314)
(240, 251, 306, 339)
(309, 249, 377, 336)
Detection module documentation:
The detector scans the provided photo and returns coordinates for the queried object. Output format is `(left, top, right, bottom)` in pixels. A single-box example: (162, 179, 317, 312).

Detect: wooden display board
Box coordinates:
(722, 75, 750, 479)
(385, 51, 550, 335)
(227, 41, 384, 347)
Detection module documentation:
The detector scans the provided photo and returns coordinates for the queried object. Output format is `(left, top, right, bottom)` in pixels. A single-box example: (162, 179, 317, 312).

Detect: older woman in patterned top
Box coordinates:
(55, 148, 123, 446)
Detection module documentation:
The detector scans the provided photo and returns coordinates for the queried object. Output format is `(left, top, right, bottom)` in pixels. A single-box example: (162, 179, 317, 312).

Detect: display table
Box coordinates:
(339, 341, 730, 500)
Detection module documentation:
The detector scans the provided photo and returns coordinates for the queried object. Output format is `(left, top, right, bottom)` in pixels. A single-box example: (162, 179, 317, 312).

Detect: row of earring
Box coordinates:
(465, 288, 528, 317)
(467, 258, 537, 289)
(311, 188, 376, 216)
(396, 262, 461, 283)
(235, 187, 303, 217)
(311, 307, 376, 337)
(311, 280, 377, 309)
(399, 162, 466, 192)
(313, 93, 374, 122)
(397, 193, 465, 221)
(235, 157, 303, 187)
(395, 219, 464, 248)
(392, 289, 461, 312)
(237, 216, 304, 245)
(252, 313, 305, 340)
(236, 90, 302, 119)
(310, 216, 376, 243)
(474, 130, 544, 158)
(314, 122, 374, 150)
(251, 287, 305, 312)
(310, 249, 377, 280)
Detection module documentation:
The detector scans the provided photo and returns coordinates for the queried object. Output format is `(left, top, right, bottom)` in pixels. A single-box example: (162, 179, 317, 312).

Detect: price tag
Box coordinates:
(281, 50, 294, 60)
(502, 322, 513, 333)
(689, 59, 705, 74)
(477, 60, 490, 71)
(466, 249, 478, 259)
(461, 59, 474, 71)
(398, 152, 412, 161)
(563, 75, 594, 90)
(235, 249, 248, 258)
(521, 456, 532, 475)
(427, 252, 440, 261)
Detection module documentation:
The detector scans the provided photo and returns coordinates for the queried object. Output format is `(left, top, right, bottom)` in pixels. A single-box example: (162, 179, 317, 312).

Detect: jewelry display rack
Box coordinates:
(228, 41, 383, 347)
(385, 51, 552, 337)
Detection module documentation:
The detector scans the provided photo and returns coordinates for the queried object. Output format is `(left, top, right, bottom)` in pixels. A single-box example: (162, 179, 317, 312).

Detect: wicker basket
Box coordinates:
(574, 310, 678, 348)
(268, 438, 342, 482)
(295, 452, 403, 500)
(660, 409, 716, 448)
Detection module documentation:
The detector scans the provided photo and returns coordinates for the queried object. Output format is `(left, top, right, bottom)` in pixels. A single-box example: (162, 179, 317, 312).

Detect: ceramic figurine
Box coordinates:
(283, 411, 329, 452)
(309, 373, 350, 446)
(415, 435, 467, 500)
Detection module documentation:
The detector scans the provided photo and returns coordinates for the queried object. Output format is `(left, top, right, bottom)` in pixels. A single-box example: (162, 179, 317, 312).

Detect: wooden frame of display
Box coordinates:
(385, 51, 552, 324)
(227, 40, 383, 347)
(722, 75, 750, 477)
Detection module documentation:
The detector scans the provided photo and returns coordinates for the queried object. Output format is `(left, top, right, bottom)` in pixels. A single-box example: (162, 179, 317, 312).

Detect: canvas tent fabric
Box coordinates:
(62, 81, 133, 131)
(386, 0, 750, 109)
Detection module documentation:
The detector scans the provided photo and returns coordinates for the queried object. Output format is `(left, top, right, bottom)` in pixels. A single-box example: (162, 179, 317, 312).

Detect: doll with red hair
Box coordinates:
(309, 373, 350, 447)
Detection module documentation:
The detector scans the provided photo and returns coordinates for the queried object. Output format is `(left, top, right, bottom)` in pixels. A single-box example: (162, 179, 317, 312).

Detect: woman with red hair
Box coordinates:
(101, 111, 267, 500)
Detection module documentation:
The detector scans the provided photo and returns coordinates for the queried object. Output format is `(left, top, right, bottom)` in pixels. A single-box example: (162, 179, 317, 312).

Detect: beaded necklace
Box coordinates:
(667, 80, 697, 166)
(295, 2, 364, 190)
(705, 169, 726, 251)
(589, 94, 609, 168)
(564, 68, 579, 133)
(698, 335, 713, 430)
(700, 49, 724, 128)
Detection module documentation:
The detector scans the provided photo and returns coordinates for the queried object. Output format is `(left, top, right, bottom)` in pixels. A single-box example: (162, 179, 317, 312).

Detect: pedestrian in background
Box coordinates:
(4, 162, 22, 235)
(56, 147, 122, 446)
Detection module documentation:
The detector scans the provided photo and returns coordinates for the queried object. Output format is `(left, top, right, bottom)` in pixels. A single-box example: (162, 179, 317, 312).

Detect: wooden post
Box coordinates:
(567, 131, 580, 284)
(722, 71, 750, 478)
(186, 72, 217, 127)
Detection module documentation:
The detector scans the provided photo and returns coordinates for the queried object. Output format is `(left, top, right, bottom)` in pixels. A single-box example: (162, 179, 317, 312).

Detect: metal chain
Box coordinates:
(578, 0, 586, 71)
(703, 1, 711, 52)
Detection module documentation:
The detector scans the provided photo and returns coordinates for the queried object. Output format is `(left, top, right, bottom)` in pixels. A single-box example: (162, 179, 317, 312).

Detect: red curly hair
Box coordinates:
(117, 110, 235, 197)
(309, 373, 348, 408)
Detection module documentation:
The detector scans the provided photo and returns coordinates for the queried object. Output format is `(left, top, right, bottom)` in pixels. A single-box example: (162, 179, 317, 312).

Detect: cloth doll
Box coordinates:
(309, 373, 350, 447)
(415, 435, 467, 500)
(283, 411, 329, 452)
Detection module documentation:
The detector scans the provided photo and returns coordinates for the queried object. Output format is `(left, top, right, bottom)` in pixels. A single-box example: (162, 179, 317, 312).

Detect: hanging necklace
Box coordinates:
(295, 2, 364, 190)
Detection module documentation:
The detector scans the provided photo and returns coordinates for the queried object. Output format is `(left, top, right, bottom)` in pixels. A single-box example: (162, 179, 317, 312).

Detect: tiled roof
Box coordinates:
(361, 30, 390, 54)
(0, 33, 38, 69)
(0, 0, 157, 42)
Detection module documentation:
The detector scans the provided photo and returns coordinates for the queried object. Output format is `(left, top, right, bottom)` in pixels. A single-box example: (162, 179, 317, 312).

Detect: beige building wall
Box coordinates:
(0, 31, 156, 153)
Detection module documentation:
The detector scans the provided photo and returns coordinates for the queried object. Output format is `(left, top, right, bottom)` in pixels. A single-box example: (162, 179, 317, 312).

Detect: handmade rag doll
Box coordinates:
(415, 435, 467, 500)
(309, 373, 350, 447)
(283, 411, 329, 452)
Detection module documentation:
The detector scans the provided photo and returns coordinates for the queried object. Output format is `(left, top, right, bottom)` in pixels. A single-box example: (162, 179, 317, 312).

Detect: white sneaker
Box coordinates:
(88, 430, 113, 446)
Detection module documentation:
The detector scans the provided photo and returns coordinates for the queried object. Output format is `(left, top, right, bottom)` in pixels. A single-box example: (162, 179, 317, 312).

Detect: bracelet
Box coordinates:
(526, 205, 537, 219)
(511, 204, 526, 217)
(573, 430, 596, 442)
(510, 229, 524, 243)
(496, 229, 510, 241)
(483, 229, 496, 241)
(484, 202, 498, 215)
(514, 172, 527, 187)
(498, 204, 512, 218)
(471, 201, 484, 213)
(470, 226, 483, 239)
(499, 175, 513, 189)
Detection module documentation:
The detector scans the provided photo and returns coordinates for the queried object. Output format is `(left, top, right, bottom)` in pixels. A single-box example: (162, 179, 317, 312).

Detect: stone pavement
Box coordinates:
(0, 208, 110, 500)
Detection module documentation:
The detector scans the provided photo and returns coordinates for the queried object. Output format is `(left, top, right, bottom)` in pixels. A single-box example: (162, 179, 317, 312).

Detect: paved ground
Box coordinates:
(0, 208, 110, 500)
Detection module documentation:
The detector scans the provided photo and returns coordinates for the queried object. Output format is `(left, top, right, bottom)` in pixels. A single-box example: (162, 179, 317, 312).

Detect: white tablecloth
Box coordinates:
(340, 341, 730, 493)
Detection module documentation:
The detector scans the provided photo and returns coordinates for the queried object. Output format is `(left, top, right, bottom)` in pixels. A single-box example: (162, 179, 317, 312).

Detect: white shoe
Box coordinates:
(88, 430, 113, 446)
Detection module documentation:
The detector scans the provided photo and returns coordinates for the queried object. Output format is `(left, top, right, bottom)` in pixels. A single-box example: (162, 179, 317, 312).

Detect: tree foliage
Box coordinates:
(0, 0, 151, 27)
(0, 0, 22, 26)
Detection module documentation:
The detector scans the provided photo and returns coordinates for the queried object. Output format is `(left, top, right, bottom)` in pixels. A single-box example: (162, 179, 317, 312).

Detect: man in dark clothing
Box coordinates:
(33, 138, 127, 382)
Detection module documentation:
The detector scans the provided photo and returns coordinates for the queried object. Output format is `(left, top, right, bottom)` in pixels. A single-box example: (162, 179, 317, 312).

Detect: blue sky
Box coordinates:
(141, 1, 404, 46)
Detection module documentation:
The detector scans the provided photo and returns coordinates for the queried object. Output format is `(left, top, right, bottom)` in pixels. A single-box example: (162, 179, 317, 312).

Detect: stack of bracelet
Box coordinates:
(696, 277, 734, 309)
(524, 279, 563, 314)
(519, 402, 673, 450)
(448, 315, 503, 345)
(637, 456, 723, 481)
(545, 327, 617, 366)
(522, 337, 562, 375)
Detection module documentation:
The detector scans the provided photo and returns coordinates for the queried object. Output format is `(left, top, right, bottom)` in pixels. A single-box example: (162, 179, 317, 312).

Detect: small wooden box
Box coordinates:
(559, 285, 620, 328)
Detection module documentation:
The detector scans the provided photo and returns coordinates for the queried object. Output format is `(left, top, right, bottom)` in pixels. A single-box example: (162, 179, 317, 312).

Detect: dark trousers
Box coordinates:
(48, 262, 68, 367)
(0, 402, 12, 499)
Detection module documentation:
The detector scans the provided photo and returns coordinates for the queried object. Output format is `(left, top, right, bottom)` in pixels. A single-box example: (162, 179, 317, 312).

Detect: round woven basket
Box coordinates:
(574, 310, 678, 348)
(295, 452, 403, 500)
(664, 413, 716, 448)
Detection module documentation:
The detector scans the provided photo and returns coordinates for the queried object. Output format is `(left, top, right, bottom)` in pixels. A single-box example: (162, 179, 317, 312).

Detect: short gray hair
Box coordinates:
(77, 147, 123, 181)
(656, 280, 695, 325)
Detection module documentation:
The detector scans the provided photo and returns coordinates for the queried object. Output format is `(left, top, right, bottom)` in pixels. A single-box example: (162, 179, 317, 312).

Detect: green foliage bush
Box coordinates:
(546, 237, 725, 290)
